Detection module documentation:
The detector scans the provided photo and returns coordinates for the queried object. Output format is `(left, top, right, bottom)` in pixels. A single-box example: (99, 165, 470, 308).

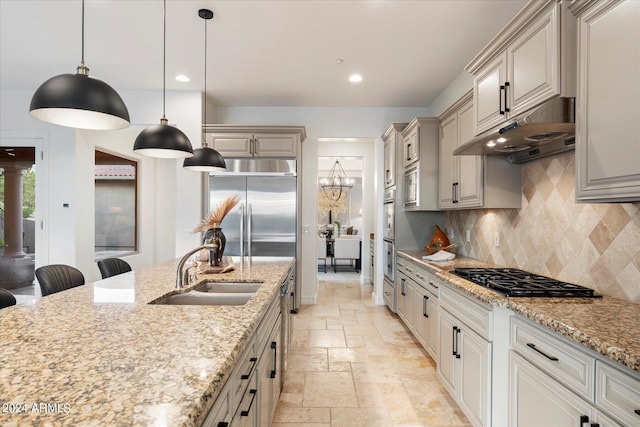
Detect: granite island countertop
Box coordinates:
(398, 250, 640, 373)
(0, 257, 294, 427)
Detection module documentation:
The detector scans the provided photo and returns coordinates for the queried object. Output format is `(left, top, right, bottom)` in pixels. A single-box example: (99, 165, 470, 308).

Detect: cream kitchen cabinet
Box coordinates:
(382, 123, 407, 189)
(570, 0, 640, 202)
(466, 0, 576, 136)
(204, 125, 306, 158)
(510, 315, 638, 427)
(397, 255, 440, 361)
(438, 95, 521, 210)
(438, 291, 492, 427)
(400, 118, 440, 211)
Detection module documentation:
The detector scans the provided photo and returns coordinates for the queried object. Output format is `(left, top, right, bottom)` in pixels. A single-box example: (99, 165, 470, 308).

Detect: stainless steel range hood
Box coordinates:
(454, 97, 575, 164)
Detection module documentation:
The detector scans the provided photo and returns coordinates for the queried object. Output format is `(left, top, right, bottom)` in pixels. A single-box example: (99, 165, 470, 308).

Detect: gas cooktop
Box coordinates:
(450, 268, 600, 298)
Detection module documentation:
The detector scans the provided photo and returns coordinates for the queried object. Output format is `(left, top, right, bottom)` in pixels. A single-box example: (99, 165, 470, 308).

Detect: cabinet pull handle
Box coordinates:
(452, 326, 458, 356)
(240, 389, 257, 416)
(579, 415, 589, 426)
(452, 183, 455, 203)
(499, 85, 505, 115)
(504, 81, 510, 113)
(406, 143, 411, 161)
(454, 182, 459, 203)
(455, 327, 461, 359)
(217, 423, 229, 427)
(590, 424, 600, 427)
(429, 280, 439, 289)
(423, 295, 429, 318)
(241, 357, 258, 379)
(270, 341, 277, 378)
(401, 278, 406, 296)
(526, 343, 559, 361)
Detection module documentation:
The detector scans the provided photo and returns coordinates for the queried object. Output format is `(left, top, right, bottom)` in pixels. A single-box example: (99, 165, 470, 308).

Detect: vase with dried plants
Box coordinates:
(194, 194, 240, 266)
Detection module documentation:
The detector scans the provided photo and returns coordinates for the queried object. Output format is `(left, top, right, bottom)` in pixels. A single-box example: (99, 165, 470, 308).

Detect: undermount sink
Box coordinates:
(193, 281, 263, 294)
(152, 281, 263, 306)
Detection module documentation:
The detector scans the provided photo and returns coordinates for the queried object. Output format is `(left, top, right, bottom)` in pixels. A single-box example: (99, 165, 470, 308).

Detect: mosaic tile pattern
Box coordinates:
(445, 153, 640, 303)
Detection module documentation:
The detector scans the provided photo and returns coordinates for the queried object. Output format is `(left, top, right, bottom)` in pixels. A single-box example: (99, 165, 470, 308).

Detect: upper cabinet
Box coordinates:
(570, 0, 640, 202)
(400, 118, 440, 211)
(466, 0, 576, 136)
(382, 123, 408, 189)
(203, 125, 306, 158)
(438, 91, 521, 210)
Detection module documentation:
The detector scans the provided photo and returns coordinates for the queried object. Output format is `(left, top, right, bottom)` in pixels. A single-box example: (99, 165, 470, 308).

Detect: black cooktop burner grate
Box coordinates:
(450, 268, 600, 298)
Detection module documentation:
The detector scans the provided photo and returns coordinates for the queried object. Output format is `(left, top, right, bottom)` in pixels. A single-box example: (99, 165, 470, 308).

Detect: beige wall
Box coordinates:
(445, 152, 640, 303)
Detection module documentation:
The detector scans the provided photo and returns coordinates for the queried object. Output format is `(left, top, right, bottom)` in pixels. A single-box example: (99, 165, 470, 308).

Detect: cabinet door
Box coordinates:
(396, 274, 409, 324)
(384, 137, 396, 188)
(510, 352, 596, 427)
(269, 318, 282, 423)
(473, 53, 507, 135)
(438, 309, 458, 397)
(397, 275, 416, 330)
(253, 134, 298, 157)
(403, 166, 418, 208)
(208, 133, 253, 157)
(438, 113, 458, 208)
(413, 285, 430, 347)
(456, 100, 483, 208)
(257, 345, 271, 427)
(576, 0, 640, 202)
(403, 126, 420, 167)
(459, 326, 492, 427)
(426, 298, 439, 361)
(507, 3, 560, 117)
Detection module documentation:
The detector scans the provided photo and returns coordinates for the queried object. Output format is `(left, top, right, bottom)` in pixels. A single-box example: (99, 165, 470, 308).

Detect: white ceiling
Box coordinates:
(0, 0, 527, 108)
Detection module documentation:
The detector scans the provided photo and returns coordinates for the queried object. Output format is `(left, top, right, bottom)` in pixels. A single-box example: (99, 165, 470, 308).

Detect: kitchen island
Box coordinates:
(0, 257, 293, 427)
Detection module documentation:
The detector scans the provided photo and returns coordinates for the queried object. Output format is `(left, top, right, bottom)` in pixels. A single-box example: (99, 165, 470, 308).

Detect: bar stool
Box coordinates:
(35, 264, 85, 297)
(97, 258, 132, 279)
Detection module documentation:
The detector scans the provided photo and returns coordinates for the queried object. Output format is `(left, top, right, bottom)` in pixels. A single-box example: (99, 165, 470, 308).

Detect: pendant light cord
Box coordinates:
(81, 0, 85, 64)
(162, 0, 167, 120)
(202, 13, 208, 146)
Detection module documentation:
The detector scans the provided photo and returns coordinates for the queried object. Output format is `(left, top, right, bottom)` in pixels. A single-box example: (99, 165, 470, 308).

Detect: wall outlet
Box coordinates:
(303, 225, 310, 234)
(494, 231, 500, 247)
(465, 229, 471, 242)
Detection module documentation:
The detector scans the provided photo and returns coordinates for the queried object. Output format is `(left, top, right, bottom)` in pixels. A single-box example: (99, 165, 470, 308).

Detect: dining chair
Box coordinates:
(333, 237, 361, 273)
(97, 258, 132, 279)
(0, 288, 17, 309)
(35, 264, 85, 297)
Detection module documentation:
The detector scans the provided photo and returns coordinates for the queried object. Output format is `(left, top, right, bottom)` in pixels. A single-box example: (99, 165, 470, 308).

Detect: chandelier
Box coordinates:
(320, 160, 354, 201)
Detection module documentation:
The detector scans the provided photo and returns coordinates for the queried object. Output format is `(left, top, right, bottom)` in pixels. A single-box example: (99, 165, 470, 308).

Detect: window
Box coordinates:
(94, 150, 137, 259)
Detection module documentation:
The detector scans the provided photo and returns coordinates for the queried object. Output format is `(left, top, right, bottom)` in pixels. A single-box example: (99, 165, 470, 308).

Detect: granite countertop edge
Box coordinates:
(397, 250, 640, 373)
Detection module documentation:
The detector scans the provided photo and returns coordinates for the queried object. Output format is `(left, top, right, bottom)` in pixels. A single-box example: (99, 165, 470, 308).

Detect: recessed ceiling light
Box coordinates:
(175, 74, 190, 82)
(497, 137, 507, 143)
(349, 73, 363, 83)
(486, 141, 496, 147)
(335, 58, 344, 64)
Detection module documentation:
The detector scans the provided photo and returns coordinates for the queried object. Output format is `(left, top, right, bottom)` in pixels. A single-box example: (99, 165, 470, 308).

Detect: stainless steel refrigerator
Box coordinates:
(208, 174, 297, 258)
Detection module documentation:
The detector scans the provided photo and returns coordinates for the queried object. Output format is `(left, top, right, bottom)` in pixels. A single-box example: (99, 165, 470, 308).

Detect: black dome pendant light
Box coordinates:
(29, 0, 130, 130)
(183, 9, 226, 172)
(133, 0, 193, 159)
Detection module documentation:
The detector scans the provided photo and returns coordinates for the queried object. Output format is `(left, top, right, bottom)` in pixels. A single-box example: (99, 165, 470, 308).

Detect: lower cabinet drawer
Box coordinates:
(511, 316, 595, 402)
(595, 360, 640, 426)
(232, 339, 257, 407)
(440, 285, 492, 340)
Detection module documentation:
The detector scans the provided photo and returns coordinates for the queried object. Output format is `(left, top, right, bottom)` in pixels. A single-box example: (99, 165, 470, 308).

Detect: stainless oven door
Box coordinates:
(383, 202, 394, 241)
(383, 239, 395, 282)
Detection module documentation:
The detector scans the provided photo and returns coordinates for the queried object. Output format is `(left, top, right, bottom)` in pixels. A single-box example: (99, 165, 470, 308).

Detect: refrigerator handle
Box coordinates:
(247, 203, 252, 258)
(240, 203, 245, 258)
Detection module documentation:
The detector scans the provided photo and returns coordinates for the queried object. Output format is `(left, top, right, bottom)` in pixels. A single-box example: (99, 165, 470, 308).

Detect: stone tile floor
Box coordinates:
(272, 273, 470, 427)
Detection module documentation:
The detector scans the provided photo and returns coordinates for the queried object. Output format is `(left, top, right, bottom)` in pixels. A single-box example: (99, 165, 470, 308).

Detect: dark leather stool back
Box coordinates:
(0, 288, 17, 309)
(97, 258, 132, 279)
(35, 264, 85, 297)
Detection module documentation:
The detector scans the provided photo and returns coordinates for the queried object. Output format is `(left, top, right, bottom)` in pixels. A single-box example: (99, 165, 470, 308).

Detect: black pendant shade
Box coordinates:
(182, 8, 226, 172)
(133, 0, 193, 158)
(183, 146, 226, 171)
(133, 118, 193, 159)
(29, 0, 130, 130)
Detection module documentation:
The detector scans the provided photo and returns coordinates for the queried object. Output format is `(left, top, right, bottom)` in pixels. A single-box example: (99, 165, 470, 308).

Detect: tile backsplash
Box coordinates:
(445, 153, 640, 303)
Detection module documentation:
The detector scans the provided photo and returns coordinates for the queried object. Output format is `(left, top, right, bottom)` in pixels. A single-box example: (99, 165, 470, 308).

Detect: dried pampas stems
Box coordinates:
(194, 194, 240, 232)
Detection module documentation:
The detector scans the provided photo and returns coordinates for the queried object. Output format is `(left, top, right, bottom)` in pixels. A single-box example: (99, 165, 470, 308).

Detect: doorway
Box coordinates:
(0, 137, 46, 298)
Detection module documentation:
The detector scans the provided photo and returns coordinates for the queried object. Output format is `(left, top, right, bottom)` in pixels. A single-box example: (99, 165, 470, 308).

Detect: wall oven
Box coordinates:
(383, 186, 396, 312)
